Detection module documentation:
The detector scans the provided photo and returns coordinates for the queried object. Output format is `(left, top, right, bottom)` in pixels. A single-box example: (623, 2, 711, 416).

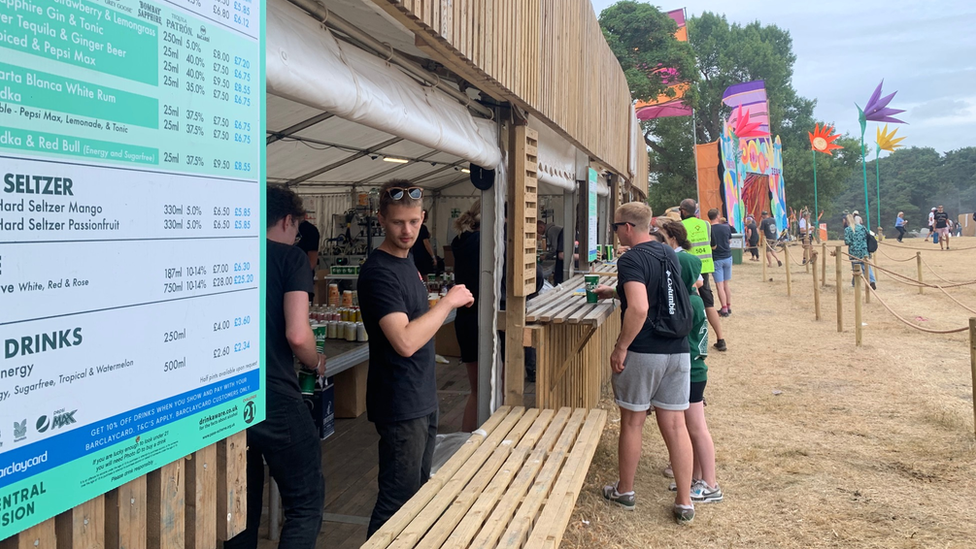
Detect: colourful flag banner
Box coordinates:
(635, 8, 692, 121)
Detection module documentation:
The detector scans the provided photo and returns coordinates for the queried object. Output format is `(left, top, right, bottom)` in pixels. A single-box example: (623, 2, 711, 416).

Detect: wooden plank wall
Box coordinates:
(0, 433, 247, 549)
(535, 312, 620, 409)
(375, 0, 634, 179)
(633, 119, 650, 197)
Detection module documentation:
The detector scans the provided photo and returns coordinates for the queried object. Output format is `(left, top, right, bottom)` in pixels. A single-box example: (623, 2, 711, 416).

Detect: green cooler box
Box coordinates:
(730, 233, 744, 265)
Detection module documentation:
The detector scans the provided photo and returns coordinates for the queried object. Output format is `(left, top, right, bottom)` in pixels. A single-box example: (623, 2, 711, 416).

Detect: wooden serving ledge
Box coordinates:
(360, 406, 607, 549)
(521, 272, 621, 410)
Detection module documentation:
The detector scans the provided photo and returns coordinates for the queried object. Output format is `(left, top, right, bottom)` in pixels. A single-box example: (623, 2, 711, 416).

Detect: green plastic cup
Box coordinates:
(584, 274, 600, 303)
(298, 369, 317, 395)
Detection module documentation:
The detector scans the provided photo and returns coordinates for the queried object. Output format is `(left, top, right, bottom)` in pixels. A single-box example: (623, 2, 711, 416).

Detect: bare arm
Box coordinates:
(423, 239, 436, 264)
(284, 291, 325, 374)
(610, 281, 649, 373)
(306, 250, 318, 272)
(378, 284, 474, 357)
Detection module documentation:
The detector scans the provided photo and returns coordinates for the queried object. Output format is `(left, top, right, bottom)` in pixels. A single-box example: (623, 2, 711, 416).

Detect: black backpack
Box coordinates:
(632, 244, 693, 339)
(866, 230, 878, 253)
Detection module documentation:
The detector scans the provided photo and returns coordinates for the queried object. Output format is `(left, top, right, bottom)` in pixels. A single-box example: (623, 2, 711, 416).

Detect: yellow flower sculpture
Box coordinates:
(876, 124, 906, 152)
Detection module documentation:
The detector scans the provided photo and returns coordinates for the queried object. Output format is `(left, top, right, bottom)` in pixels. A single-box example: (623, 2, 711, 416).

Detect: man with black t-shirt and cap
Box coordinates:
(934, 205, 951, 250)
(358, 180, 474, 538)
(225, 185, 326, 549)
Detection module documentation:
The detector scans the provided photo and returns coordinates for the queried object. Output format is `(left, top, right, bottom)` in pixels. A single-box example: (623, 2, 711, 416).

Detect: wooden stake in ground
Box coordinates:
(784, 244, 792, 297)
(854, 264, 863, 347)
(917, 252, 924, 295)
(835, 245, 843, 333)
(812, 254, 821, 321)
(865, 258, 871, 305)
(970, 317, 976, 439)
(821, 243, 827, 287)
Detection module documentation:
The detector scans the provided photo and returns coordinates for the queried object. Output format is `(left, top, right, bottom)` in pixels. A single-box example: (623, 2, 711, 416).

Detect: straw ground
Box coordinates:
(561, 238, 976, 548)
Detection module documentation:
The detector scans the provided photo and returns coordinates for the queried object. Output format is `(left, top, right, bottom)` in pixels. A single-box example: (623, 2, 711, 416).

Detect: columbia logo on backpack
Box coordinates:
(633, 244, 693, 339)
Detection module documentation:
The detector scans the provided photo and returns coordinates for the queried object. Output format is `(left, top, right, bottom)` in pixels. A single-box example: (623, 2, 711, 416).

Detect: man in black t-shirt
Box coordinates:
(934, 205, 951, 250)
(359, 180, 474, 538)
(759, 210, 782, 268)
(708, 209, 733, 316)
(225, 186, 326, 549)
(592, 202, 695, 524)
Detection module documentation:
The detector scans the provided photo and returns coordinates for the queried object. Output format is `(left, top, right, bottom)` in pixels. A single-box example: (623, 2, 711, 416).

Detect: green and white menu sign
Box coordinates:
(0, 0, 265, 536)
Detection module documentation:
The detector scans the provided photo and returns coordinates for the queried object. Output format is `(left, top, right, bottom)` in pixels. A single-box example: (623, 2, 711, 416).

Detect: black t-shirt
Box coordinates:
(616, 241, 690, 355)
(747, 221, 759, 244)
(934, 211, 950, 228)
(710, 223, 733, 260)
(296, 220, 320, 255)
(265, 240, 314, 399)
(451, 230, 480, 309)
(358, 249, 437, 423)
(760, 217, 778, 240)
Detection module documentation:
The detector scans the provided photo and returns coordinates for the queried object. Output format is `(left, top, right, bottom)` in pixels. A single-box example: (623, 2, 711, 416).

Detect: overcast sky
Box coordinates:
(590, 0, 976, 153)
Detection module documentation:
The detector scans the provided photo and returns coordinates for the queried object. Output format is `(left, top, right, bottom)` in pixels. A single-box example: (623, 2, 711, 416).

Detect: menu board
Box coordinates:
(587, 167, 598, 262)
(0, 0, 264, 536)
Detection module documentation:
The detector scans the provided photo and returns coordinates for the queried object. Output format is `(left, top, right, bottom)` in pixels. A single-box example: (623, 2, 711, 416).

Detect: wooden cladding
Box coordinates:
(375, 0, 635, 179)
(509, 125, 539, 298)
(1, 433, 247, 549)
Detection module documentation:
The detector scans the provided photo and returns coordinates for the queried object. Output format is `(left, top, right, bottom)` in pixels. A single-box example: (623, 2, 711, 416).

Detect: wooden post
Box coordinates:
(784, 244, 792, 296)
(105, 477, 147, 549)
(217, 431, 247, 541)
(821, 243, 827, 287)
(760, 234, 768, 282)
(1, 520, 56, 549)
(812, 254, 821, 320)
(505, 124, 539, 405)
(970, 318, 976, 439)
(836, 246, 843, 332)
(917, 252, 923, 295)
(185, 445, 217, 549)
(854, 264, 863, 347)
(56, 495, 105, 549)
(148, 460, 185, 549)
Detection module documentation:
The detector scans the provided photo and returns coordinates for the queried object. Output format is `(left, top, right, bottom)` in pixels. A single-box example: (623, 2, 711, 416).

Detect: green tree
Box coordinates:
(599, 2, 698, 104)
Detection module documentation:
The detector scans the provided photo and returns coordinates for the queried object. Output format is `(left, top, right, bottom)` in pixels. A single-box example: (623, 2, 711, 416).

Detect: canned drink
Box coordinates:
(314, 324, 326, 353)
(344, 322, 357, 342)
(355, 308, 362, 322)
(327, 320, 338, 339)
(356, 322, 367, 342)
(298, 369, 317, 396)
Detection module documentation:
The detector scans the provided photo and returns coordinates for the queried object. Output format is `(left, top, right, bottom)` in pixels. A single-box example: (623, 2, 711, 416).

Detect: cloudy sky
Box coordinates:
(590, 0, 976, 153)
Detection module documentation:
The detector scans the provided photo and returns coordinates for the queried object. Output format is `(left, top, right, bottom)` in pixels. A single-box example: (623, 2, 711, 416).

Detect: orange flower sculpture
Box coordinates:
(809, 124, 843, 155)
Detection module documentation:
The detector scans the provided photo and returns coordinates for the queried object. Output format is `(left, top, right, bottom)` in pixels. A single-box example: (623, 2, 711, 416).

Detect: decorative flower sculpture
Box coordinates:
(855, 80, 906, 231)
(876, 124, 906, 153)
(807, 123, 844, 219)
(730, 105, 769, 141)
(809, 124, 843, 155)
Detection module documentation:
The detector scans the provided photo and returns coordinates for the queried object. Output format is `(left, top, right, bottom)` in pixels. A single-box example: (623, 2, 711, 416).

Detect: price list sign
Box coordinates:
(0, 0, 265, 535)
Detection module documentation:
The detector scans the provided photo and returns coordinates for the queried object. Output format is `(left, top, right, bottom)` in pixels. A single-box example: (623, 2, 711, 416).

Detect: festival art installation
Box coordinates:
(875, 124, 906, 229)
(856, 80, 907, 230)
(808, 123, 843, 224)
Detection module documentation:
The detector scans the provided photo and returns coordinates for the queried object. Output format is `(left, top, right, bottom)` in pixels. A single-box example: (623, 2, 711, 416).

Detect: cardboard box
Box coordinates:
(304, 376, 335, 440)
(334, 362, 368, 418)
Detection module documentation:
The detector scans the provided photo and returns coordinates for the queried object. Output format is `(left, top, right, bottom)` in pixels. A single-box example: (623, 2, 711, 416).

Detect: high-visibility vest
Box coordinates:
(683, 217, 714, 274)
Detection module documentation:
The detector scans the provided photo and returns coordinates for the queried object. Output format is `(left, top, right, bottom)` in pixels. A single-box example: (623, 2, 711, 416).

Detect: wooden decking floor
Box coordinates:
(253, 358, 537, 549)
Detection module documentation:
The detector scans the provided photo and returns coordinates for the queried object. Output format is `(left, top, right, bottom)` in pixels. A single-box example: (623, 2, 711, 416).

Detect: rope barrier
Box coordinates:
(860, 274, 969, 334)
(918, 254, 976, 286)
(883, 241, 976, 252)
(876, 247, 917, 262)
(839, 250, 976, 289)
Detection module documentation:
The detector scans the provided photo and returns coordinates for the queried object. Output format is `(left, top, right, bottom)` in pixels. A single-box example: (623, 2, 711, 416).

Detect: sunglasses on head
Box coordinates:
(611, 222, 634, 232)
(387, 187, 423, 201)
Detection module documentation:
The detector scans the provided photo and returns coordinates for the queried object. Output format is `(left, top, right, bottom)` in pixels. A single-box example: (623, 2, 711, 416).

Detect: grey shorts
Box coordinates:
(612, 352, 691, 412)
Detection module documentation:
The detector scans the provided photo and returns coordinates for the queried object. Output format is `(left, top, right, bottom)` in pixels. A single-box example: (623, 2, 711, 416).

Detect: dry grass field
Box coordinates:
(561, 238, 976, 549)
